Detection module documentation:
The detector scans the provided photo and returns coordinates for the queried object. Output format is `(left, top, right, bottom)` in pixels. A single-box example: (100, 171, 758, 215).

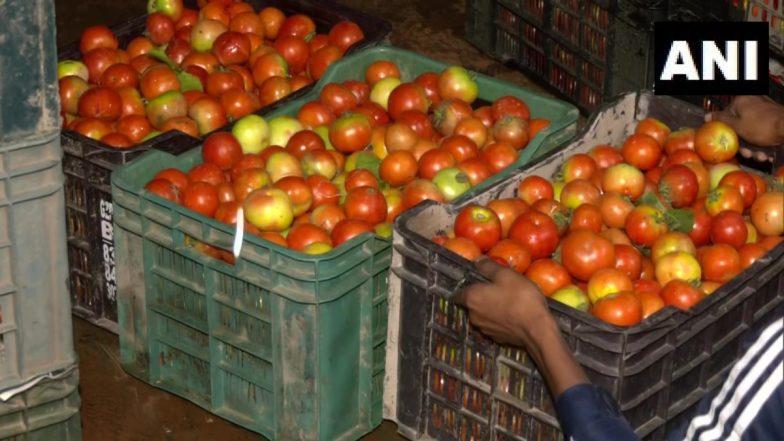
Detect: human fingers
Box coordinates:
(475, 256, 507, 281)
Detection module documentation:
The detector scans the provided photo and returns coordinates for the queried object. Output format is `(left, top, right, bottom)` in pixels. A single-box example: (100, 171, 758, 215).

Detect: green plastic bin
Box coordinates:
(112, 45, 577, 441)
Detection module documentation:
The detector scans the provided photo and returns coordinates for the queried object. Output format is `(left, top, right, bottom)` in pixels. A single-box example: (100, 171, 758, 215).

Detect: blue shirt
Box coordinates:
(555, 318, 783, 441)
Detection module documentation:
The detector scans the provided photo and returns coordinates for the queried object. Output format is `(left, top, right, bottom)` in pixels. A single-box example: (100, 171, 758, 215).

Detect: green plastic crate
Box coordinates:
(262, 45, 579, 199)
(112, 146, 391, 440)
(112, 45, 577, 440)
(0, 365, 81, 441)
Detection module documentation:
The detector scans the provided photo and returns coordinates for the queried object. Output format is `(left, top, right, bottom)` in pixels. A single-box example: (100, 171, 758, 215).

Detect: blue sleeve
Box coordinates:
(555, 383, 640, 441)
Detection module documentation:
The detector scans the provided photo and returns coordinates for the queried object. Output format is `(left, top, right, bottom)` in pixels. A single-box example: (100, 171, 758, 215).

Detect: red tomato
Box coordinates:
(328, 20, 364, 52)
(589, 144, 623, 169)
(458, 158, 494, 186)
(660, 280, 704, 311)
(517, 175, 553, 205)
(154, 168, 189, 192)
(710, 211, 748, 248)
(287, 223, 332, 251)
(273, 36, 309, 75)
(365, 60, 401, 85)
(397, 110, 435, 139)
(402, 179, 445, 209)
(750, 192, 784, 237)
(230, 154, 265, 181)
(310, 204, 346, 232)
(621, 134, 662, 171)
(342, 80, 370, 105)
(705, 185, 744, 216)
(100, 63, 139, 89)
(659, 164, 699, 208)
(492, 116, 528, 150)
(308, 44, 342, 81)
(344, 186, 387, 225)
(388, 83, 429, 120)
(687, 202, 713, 246)
(418, 149, 456, 180)
(278, 14, 316, 39)
(308, 175, 341, 207)
(560, 229, 616, 281)
(319, 83, 357, 116)
(329, 113, 371, 153)
(80, 25, 119, 54)
(587, 268, 634, 304)
(625, 205, 668, 247)
(144, 179, 180, 203)
(599, 192, 634, 229)
(202, 132, 242, 170)
(560, 154, 598, 183)
(101, 132, 134, 148)
(232, 168, 268, 203)
(443, 237, 482, 261)
(525, 259, 570, 296)
(345, 168, 379, 191)
(331, 219, 374, 246)
(569, 203, 603, 233)
(274, 176, 314, 217)
(487, 199, 528, 238)
(719, 171, 757, 210)
(487, 239, 531, 273)
(532, 199, 570, 236)
(695, 121, 739, 164)
(355, 103, 390, 129)
(286, 130, 325, 159)
(491, 96, 530, 121)
(699, 244, 741, 283)
(297, 101, 335, 128)
(139, 65, 180, 101)
(601, 163, 645, 201)
(634, 279, 662, 296)
(147, 12, 176, 46)
(758, 236, 783, 251)
(614, 244, 642, 280)
(664, 128, 696, 155)
(480, 141, 519, 173)
(739, 243, 767, 270)
(634, 117, 670, 146)
(592, 292, 642, 327)
(559, 179, 601, 210)
(640, 256, 656, 280)
(182, 182, 219, 217)
(380, 151, 418, 187)
(508, 211, 559, 259)
(440, 135, 478, 162)
(78, 87, 122, 122)
(414, 72, 442, 107)
(454, 205, 502, 252)
(188, 162, 225, 186)
(635, 290, 665, 320)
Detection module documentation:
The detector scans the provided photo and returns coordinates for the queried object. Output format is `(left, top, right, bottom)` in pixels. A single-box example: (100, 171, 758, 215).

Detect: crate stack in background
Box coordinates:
(0, 0, 81, 439)
(60, 0, 392, 333)
(465, 0, 784, 114)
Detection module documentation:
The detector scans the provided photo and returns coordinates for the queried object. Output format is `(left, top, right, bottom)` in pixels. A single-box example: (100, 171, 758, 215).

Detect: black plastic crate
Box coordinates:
(58, 0, 391, 333)
(385, 91, 784, 441)
(465, 0, 666, 114)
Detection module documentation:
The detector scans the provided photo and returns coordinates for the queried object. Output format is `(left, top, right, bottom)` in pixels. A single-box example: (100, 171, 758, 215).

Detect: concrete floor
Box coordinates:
(54, 1, 553, 440)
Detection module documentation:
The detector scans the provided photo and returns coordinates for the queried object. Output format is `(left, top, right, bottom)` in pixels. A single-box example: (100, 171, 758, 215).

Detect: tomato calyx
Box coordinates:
(637, 191, 694, 234)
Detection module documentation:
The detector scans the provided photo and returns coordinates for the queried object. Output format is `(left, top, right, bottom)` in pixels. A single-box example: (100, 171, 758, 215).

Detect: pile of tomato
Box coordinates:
(58, 0, 366, 148)
(435, 118, 784, 327)
(143, 56, 551, 263)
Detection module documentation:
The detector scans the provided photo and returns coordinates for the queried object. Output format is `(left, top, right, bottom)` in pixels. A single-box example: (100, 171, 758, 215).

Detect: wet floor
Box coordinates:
(55, 1, 554, 440)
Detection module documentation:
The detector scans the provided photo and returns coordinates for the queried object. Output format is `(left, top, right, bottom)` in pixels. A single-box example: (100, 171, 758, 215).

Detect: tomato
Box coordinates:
(146, 12, 175, 46)
(634, 279, 662, 295)
(211, 31, 251, 67)
(402, 179, 445, 208)
(329, 113, 371, 153)
(750, 173, 768, 196)
(532, 199, 570, 236)
(139, 65, 180, 101)
(480, 141, 519, 173)
(751, 192, 784, 237)
(700, 281, 722, 296)
(625, 205, 668, 247)
(443, 237, 482, 261)
(759, 236, 783, 251)
(635, 290, 665, 320)
(214, 201, 242, 226)
(229, 10, 263, 35)
(458, 158, 494, 186)
(144, 178, 180, 202)
(659, 164, 698, 208)
(73, 118, 113, 140)
(569, 203, 603, 234)
(383, 187, 405, 223)
(307, 204, 345, 233)
(651, 232, 696, 263)
(681, 161, 710, 199)
(559, 154, 598, 183)
(412, 138, 438, 161)
(601, 163, 645, 201)
(202, 132, 243, 170)
(705, 185, 744, 216)
(271, 35, 309, 75)
(151, 169, 188, 194)
(601, 228, 632, 246)
(635, 117, 670, 146)
(297, 101, 335, 128)
(710, 211, 748, 248)
(258, 6, 285, 39)
(587, 268, 633, 304)
(320, 83, 357, 116)
(161, 116, 199, 138)
(589, 145, 623, 169)
(355, 103, 390, 129)
(739, 243, 767, 270)
(308, 44, 342, 81)
(78, 87, 122, 122)
(695, 121, 739, 164)
(485, 239, 531, 273)
(80, 25, 119, 54)
(274, 176, 314, 217)
(188, 162, 225, 187)
(592, 292, 642, 327)
(83, 47, 122, 83)
(700, 244, 742, 283)
(664, 127, 696, 155)
(344, 186, 387, 225)
(345, 169, 379, 191)
(452, 205, 501, 252)
(328, 20, 364, 52)
(286, 223, 332, 251)
(491, 96, 530, 121)
(508, 211, 559, 259)
(398, 110, 435, 139)
(383, 122, 417, 152)
(285, 130, 325, 159)
(100, 63, 139, 90)
(308, 175, 340, 207)
(559, 179, 601, 210)
(486, 199, 528, 238)
(663, 149, 703, 169)
(438, 135, 477, 162)
(251, 52, 287, 87)
(279, 14, 316, 39)
(719, 171, 757, 210)
(639, 256, 655, 280)
(379, 150, 417, 187)
(655, 251, 702, 286)
(614, 244, 642, 280)
(491, 116, 528, 150)
(414, 72, 441, 108)
(598, 192, 633, 229)
(561, 230, 616, 281)
(525, 259, 571, 295)
(415, 149, 454, 180)
(528, 118, 550, 140)
(230, 153, 264, 180)
(621, 134, 662, 171)
(182, 182, 219, 217)
(660, 280, 704, 311)
(231, 168, 268, 203)
(342, 80, 370, 106)
(365, 60, 401, 85)
(433, 99, 473, 136)
(453, 117, 487, 148)
(385, 83, 428, 121)
(517, 176, 553, 205)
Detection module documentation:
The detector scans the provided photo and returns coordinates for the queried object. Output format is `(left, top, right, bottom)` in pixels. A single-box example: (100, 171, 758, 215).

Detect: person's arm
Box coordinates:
(454, 258, 639, 441)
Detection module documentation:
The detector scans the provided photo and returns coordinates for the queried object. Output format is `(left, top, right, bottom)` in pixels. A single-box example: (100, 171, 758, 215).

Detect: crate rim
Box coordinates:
(392, 89, 784, 334)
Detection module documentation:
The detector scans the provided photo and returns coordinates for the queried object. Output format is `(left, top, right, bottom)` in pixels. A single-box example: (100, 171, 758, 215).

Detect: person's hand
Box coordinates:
(706, 95, 784, 161)
(453, 257, 553, 348)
